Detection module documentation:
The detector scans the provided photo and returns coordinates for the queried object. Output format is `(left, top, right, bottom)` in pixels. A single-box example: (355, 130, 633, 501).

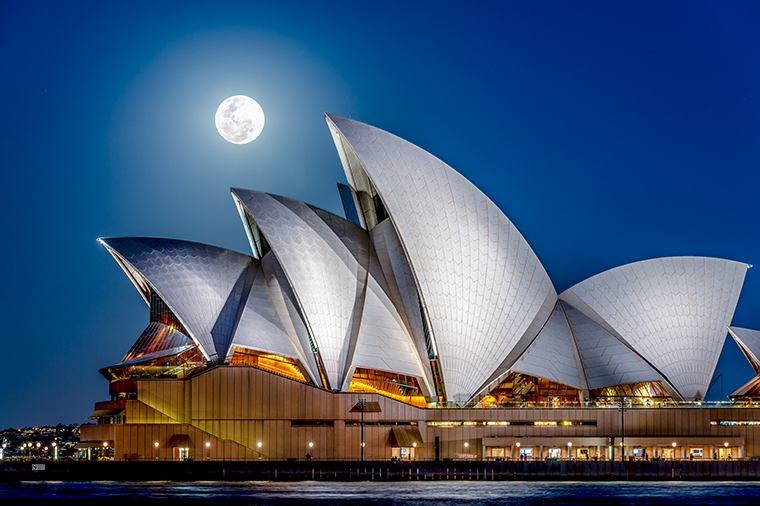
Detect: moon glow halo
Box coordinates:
(215, 95, 265, 144)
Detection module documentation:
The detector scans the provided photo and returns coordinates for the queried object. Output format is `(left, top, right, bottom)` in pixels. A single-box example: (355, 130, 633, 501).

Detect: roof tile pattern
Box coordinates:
(560, 257, 747, 400)
(370, 219, 434, 393)
(326, 114, 557, 399)
(230, 256, 318, 383)
(511, 303, 584, 389)
(562, 302, 662, 389)
(232, 189, 430, 391)
(102, 238, 255, 361)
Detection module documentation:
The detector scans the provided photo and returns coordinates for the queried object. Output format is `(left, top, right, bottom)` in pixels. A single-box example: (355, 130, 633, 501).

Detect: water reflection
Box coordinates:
(3, 481, 760, 505)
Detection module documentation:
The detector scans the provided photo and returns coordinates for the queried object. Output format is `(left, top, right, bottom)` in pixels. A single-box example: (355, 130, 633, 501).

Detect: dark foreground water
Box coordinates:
(2, 481, 760, 505)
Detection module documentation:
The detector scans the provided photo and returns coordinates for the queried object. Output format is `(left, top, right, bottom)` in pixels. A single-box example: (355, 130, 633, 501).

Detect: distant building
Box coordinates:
(82, 115, 760, 462)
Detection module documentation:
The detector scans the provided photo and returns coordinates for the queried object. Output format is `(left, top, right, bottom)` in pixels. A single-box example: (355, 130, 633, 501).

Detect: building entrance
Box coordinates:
(392, 447, 417, 460)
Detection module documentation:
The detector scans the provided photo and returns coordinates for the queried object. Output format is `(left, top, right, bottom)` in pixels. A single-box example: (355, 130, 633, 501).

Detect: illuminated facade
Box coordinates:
(82, 115, 760, 461)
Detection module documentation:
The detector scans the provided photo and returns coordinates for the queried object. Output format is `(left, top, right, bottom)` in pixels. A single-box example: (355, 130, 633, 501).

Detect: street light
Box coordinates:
(257, 442, 262, 448)
(357, 398, 367, 461)
(618, 397, 628, 461)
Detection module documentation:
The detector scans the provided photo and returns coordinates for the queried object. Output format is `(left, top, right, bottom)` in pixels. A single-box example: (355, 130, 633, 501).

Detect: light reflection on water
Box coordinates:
(2, 481, 760, 504)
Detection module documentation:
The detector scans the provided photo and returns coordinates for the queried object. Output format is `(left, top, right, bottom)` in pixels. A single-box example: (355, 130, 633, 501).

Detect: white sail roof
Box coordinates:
(560, 256, 748, 400)
(728, 326, 760, 375)
(231, 189, 432, 393)
(326, 114, 557, 400)
(101, 238, 255, 361)
(100, 238, 312, 375)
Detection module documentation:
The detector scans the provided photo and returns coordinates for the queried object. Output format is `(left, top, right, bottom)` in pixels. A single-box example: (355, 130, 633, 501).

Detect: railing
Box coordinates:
(427, 400, 743, 409)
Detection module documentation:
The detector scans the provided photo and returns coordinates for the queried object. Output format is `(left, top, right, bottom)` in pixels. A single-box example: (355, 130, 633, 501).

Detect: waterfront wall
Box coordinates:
(4, 460, 760, 482)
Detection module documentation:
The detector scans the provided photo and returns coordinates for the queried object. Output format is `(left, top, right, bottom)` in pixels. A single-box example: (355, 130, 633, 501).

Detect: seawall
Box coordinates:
(2, 460, 760, 482)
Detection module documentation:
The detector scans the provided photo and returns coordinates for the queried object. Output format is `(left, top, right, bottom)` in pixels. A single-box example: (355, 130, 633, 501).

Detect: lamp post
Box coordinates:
(154, 441, 159, 460)
(357, 398, 367, 461)
(52, 441, 57, 461)
(36, 442, 41, 459)
(619, 397, 627, 461)
(205, 441, 211, 461)
(672, 442, 677, 460)
(568, 442, 572, 460)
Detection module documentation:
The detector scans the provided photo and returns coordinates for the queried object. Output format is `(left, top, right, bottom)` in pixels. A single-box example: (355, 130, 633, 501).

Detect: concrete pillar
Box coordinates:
(539, 445, 543, 460)
(740, 445, 745, 459)
(482, 445, 486, 461)
(596, 445, 600, 459)
(511, 445, 516, 461)
(711, 445, 716, 460)
(682, 446, 687, 460)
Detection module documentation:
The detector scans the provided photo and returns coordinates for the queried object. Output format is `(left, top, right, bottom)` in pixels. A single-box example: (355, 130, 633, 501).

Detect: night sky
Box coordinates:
(2, 1, 759, 428)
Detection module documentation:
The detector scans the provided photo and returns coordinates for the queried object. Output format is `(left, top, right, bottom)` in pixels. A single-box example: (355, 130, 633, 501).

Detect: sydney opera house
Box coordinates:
(82, 114, 760, 462)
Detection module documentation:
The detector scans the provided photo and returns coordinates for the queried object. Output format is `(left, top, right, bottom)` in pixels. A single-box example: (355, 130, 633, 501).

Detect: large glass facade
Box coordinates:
(480, 373, 581, 407)
(348, 368, 427, 408)
(589, 381, 674, 406)
(229, 347, 307, 383)
(100, 346, 206, 381)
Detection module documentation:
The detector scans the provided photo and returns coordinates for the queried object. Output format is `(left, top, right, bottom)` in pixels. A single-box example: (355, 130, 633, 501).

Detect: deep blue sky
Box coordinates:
(2, 1, 759, 427)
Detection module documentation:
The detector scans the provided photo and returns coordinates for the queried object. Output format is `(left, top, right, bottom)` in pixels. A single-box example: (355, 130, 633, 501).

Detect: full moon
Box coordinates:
(215, 95, 265, 144)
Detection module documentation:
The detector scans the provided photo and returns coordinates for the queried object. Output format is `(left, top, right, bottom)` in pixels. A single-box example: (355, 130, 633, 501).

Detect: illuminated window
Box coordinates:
(100, 346, 205, 381)
(481, 373, 581, 406)
(348, 368, 427, 408)
(589, 382, 674, 405)
(229, 347, 307, 383)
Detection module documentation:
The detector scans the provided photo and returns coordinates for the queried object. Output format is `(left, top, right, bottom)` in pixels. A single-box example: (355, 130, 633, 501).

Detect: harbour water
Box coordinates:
(2, 481, 760, 505)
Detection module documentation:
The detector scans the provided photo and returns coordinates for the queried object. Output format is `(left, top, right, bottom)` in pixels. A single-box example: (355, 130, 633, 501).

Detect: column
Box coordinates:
(711, 445, 716, 460)
(740, 445, 745, 459)
(596, 445, 600, 460)
(539, 445, 543, 460)
(682, 446, 687, 460)
(511, 445, 516, 461)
